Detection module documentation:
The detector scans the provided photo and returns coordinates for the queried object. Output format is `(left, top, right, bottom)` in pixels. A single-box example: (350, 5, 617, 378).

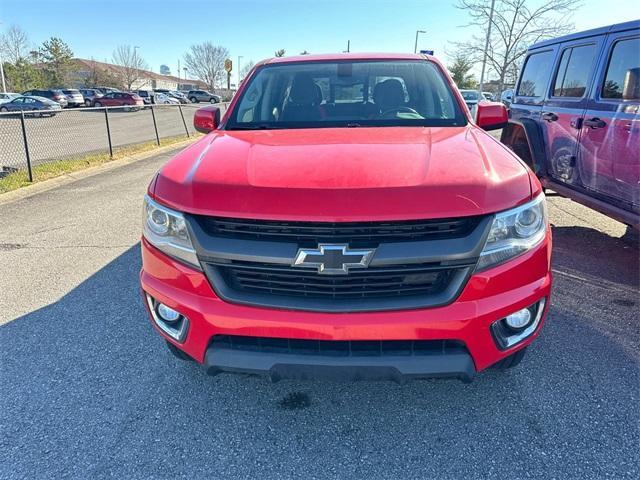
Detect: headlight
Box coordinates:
(142, 195, 200, 269)
(477, 193, 547, 271)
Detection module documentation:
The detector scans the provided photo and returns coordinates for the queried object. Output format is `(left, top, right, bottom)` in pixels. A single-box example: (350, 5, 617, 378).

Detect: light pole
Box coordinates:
(0, 22, 6, 93)
(134, 46, 140, 89)
(238, 55, 243, 84)
(414, 30, 426, 54)
(479, 0, 496, 96)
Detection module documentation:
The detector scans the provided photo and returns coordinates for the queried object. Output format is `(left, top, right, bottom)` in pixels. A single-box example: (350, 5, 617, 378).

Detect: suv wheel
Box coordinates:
(491, 347, 527, 370)
(190, 97, 198, 103)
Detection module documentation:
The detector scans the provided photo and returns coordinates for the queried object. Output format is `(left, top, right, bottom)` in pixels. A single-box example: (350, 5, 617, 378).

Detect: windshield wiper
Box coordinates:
(228, 124, 274, 130)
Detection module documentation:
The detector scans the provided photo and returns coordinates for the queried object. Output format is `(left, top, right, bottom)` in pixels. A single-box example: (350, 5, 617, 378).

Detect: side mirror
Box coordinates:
(476, 101, 509, 131)
(194, 105, 221, 133)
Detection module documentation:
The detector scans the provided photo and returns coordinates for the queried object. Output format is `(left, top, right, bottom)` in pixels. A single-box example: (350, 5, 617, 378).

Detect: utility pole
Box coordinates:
(478, 0, 495, 96)
(344, 40, 350, 53)
(0, 50, 6, 93)
(0, 21, 6, 93)
(238, 55, 243, 84)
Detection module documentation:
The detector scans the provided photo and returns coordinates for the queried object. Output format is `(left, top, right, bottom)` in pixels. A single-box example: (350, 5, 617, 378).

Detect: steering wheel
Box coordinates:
(379, 106, 420, 119)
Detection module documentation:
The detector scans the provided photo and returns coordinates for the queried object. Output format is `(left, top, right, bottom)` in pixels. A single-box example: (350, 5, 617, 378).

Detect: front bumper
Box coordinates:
(140, 231, 552, 379)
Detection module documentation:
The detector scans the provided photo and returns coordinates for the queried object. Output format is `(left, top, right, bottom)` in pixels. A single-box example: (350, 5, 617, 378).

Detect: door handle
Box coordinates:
(542, 112, 558, 122)
(624, 122, 632, 133)
(583, 117, 606, 129)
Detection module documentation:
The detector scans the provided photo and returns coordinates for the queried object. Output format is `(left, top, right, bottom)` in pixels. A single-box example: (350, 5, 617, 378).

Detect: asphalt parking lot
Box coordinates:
(0, 147, 638, 479)
(0, 103, 226, 171)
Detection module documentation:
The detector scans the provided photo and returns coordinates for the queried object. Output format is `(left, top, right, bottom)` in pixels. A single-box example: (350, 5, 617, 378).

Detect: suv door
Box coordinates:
(541, 38, 602, 188)
(510, 48, 558, 141)
(579, 33, 639, 210)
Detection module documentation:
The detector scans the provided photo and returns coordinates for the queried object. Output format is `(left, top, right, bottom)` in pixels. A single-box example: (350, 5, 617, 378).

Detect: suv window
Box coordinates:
(602, 37, 640, 100)
(552, 44, 597, 98)
(517, 51, 555, 97)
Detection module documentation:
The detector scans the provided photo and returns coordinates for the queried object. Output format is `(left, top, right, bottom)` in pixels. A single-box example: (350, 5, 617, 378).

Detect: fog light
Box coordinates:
(157, 303, 180, 323)
(490, 298, 546, 350)
(145, 294, 189, 343)
(504, 307, 532, 330)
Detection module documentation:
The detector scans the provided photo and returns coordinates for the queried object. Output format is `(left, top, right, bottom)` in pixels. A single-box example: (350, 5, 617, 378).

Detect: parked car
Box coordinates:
(482, 91, 494, 101)
(141, 53, 551, 383)
(0, 95, 62, 116)
(154, 92, 180, 105)
(501, 89, 514, 107)
(0, 92, 20, 104)
(169, 90, 189, 104)
(154, 89, 188, 104)
(79, 88, 103, 107)
(459, 89, 482, 117)
(62, 89, 84, 107)
(134, 90, 154, 105)
(187, 90, 220, 103)
(501, 20, 639, 227)
(93, 92, 144, 110)
(21, 89, 68, 108)
(93, 86, 120, 95)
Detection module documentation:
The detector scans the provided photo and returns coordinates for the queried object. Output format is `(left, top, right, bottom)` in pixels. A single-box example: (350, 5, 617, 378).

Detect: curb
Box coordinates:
(0, 139, 195, 206)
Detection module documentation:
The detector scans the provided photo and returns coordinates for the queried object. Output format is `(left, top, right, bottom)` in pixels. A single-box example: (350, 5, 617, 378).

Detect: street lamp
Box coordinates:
(134, 46, 140, 89)
(414, 30, 427, 54)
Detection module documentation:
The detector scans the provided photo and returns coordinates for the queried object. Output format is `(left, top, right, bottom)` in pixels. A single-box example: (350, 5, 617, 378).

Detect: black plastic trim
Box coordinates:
(205, 338, 476, 383)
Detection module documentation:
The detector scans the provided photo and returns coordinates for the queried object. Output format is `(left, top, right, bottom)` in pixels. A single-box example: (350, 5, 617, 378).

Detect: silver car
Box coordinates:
(62, 89, 85, 107)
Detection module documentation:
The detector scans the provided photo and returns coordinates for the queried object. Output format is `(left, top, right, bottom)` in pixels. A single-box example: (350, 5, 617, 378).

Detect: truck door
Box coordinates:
(579, 33, 640, 210)
(541, 38, 602, 188)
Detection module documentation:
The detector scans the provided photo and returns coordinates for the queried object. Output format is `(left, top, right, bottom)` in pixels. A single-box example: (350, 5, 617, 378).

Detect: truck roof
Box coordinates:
(530, 20, 639, 50)
(261, 52, 430, 66)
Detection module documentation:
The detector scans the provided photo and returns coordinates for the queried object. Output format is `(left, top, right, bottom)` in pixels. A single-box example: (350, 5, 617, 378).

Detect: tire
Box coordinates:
(491, 347, 527, 370)
(0, 107, 7, 112)
(94, 102, 102, 108)
(190, 97, 198, 103)
(85, 99, 91, 107)
(210, 97, 216, 103)
(166, 341, 193, 361)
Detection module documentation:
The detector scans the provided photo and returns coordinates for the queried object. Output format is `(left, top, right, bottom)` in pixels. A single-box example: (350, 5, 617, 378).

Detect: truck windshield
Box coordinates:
(226, 60, 466, 129)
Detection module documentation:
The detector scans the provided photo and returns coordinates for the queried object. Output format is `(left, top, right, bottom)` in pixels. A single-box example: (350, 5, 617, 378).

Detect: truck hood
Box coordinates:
(153, 127, 531, 221)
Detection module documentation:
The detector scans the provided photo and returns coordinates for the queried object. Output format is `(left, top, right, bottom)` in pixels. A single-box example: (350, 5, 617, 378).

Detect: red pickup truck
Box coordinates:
(140, 53, 552, 383)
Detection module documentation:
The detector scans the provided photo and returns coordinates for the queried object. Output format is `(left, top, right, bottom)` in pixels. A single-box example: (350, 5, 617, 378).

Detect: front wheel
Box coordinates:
(94, 102, 102, 108)
(189, 97, 198, 103)
(0, 107, 7, 112)
(491, 347, 527, 370)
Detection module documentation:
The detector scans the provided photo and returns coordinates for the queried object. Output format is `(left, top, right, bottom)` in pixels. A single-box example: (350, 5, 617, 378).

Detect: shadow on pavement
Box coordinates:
(1, 243, 638, 479)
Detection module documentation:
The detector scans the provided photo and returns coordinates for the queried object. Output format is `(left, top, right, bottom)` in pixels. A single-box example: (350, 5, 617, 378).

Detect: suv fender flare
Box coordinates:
(501, 119, 548, 179)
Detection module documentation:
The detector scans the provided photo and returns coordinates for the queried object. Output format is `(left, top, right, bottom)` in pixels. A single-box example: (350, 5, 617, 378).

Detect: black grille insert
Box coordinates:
(207, 260, 463, 300)
(194, 215, 482, 246)
(211, 335, 468, 357)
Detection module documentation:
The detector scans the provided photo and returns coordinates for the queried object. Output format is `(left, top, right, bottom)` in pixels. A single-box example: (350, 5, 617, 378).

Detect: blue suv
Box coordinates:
(501, 20, 639, 228)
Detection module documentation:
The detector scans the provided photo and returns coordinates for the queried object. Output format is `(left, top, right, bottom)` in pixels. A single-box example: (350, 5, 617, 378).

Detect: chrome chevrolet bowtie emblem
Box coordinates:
(292, 244, 376, 275)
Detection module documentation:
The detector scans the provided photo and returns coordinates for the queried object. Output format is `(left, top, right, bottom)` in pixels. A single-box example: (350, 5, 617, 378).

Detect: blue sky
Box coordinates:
(1, 0, 639, 85)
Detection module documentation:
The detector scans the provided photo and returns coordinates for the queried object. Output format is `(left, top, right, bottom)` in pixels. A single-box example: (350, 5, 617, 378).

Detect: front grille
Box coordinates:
(208, 260, 458, 300)
(211, 335, 468, 357)
(194, 215, 481, 246)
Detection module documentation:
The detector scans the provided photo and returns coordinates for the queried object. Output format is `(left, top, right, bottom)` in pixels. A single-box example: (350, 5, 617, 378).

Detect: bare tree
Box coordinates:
(274, 49, 286, 57)
(183, 42, 229, 91)
(1, 24, 30, 64)
(454, 0, 580, 92)
(112, 44, 149, 90)
(240, 60, 255, 81)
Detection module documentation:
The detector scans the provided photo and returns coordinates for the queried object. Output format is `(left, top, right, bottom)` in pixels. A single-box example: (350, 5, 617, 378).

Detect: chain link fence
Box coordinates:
(0, 103, 228, 181)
